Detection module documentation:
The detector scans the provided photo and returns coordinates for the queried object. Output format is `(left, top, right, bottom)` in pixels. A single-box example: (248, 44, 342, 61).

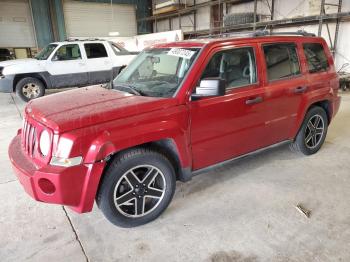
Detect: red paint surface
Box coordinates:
(9, 36, 341, 213)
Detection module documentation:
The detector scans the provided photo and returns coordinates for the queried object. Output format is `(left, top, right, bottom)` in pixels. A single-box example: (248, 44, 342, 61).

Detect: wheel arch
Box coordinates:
(97, 138, 191, 183)
(308, 99, 332, 124)
(13, 73, 50, 92)
(291, 99, 332, 141)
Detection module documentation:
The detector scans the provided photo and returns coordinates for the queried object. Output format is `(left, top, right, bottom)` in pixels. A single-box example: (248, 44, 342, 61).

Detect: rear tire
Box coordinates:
(15, 77, 45, 102)
(290, 106, 328, 155)
(96, 148, 176, 228)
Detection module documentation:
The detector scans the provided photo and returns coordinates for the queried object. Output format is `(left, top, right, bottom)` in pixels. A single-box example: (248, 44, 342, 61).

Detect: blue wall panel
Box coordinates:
(53, 0, 67, 41)
(30, 0, 54, 48)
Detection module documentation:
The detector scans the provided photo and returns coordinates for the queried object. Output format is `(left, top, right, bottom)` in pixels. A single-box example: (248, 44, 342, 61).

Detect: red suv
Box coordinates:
(9, 31, 341, 227)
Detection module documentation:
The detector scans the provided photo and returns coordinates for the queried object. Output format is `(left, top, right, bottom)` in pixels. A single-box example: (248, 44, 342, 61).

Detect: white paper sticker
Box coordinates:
(167, 48, 195, 59)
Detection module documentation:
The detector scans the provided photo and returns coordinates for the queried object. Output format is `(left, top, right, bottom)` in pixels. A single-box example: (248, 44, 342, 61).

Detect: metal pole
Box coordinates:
(333, 0, 343, 56)
(271, 0, 274, 20)
(270, 0, 274, 32)
(318, 0, 326, 36)
(194, 0, 197, 32)
(253, 0, 258, 31)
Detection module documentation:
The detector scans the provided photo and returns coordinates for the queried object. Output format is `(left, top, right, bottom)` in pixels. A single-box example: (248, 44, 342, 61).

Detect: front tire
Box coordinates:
(96, 148, 176, 228)
(15, 77, 45, 102)
(290, 106, 328, 155)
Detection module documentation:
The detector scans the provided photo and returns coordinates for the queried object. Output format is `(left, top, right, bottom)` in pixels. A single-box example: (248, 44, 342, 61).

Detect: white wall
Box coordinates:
(0, 0, 36, 48)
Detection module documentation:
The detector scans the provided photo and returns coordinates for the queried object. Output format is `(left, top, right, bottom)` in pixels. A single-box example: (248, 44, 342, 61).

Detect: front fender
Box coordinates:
(83, 105, 191, 168)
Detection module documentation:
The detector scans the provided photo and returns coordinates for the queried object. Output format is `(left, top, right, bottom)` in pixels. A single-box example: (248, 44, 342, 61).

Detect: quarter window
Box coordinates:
(84, 43, 108, 59)
(263, 43, 300, 81)
(201, 47, 257, 89)
(303, 43, 329, 73)
(53, 44, 81, 61)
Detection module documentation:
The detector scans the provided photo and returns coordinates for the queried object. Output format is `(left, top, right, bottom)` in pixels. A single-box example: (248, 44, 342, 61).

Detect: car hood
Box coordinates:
(0, 58, 37, 67)
(25, 85, 177, 133)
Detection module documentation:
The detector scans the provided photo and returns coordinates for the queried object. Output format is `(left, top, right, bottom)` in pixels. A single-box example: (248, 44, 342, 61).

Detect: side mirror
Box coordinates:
(191, 78, 226, 100)
(52, 54, 63, 61)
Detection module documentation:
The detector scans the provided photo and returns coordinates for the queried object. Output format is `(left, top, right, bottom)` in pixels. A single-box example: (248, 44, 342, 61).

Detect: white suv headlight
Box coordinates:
(39, 130, 50, 156)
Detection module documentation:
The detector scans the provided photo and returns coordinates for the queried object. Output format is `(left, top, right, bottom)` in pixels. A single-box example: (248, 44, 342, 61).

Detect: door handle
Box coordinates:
(245, 96, 263, 105)
(294, 86, 307, 94)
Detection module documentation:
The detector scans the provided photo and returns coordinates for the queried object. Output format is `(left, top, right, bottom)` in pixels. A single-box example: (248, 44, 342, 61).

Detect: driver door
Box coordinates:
(190, 44, 269, 170)
(46, 43, 88, 88)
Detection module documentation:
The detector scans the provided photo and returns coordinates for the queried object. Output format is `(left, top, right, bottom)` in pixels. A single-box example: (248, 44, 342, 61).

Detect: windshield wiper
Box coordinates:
(113, 83, 147, 96)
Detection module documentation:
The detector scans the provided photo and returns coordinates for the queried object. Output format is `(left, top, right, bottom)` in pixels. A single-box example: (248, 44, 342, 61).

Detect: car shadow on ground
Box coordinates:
(172, 143, 300, 204)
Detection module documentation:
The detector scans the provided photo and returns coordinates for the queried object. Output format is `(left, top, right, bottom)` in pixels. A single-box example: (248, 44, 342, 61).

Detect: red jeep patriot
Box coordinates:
(9, 31, 341, 227)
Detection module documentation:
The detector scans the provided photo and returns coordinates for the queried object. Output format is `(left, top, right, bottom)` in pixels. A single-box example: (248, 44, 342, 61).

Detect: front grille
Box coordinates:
(22, 119, 37, 157)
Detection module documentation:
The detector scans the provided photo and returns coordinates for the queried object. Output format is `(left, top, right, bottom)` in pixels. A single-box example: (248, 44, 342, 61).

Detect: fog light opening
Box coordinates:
(38, 178, 56, 194)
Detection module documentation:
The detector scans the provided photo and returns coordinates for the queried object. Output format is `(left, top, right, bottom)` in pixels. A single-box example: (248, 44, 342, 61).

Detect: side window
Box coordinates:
(303, 43, 329, 73)
(263, 43, 300, 81)
(84, 43, 108, 59)
(54, 44, 81, 61)
(200, 47, 257, 89)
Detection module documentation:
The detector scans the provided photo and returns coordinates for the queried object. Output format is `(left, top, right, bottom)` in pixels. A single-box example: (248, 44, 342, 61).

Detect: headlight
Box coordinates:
(50, 156, 82, 167)
(39, 130, 51, 156)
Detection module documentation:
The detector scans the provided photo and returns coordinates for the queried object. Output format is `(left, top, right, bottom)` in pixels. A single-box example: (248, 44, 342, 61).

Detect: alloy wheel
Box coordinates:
(113, 165, 166, 218)
(304, 114, 325, 149)
(22, 83, 40, 99)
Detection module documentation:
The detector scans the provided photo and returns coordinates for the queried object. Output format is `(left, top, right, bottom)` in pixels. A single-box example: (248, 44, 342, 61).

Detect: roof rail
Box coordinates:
(197, 30, 258, 39)
(253, 29, 316, 37)
(65, 38, 105, 42)
(196, 29, 316, 39)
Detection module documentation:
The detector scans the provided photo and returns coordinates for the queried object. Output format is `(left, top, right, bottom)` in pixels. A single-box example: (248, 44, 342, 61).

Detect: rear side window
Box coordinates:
(263, 43, 301, 81)
(84, 43, 108, 59)
(303, 43, 329, 73)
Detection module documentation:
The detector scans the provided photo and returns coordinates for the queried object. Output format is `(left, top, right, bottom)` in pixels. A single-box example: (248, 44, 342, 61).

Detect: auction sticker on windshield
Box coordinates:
(168, 48, 195, 59)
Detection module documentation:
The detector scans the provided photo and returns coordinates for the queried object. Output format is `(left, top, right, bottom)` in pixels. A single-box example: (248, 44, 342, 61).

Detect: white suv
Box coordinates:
(0, 40, 137, 101)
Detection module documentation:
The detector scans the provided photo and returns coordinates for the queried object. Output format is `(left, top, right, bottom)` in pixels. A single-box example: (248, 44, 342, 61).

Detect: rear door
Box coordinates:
(83, 42, 113, 84)
(46, 43, 88, 87)
(258, 41, 308, 143)
(190, 44, 270, 170)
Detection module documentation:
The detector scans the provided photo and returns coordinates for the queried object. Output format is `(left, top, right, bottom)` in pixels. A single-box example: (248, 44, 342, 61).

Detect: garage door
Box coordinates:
(0, 0, 36, 47)
(63, 1, 137, 38)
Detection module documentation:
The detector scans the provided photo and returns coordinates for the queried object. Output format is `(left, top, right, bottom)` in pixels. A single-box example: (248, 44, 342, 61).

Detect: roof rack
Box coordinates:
(197, 30, 257, 39)
(65, 38, 105, 42)
(253, 29, 316, 37)
(196, 29, 316, 39)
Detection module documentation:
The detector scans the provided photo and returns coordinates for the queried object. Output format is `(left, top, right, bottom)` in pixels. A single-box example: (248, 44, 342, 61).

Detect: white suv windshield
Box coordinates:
(113, 48, 200, 97)
(35, 44, 58, 60)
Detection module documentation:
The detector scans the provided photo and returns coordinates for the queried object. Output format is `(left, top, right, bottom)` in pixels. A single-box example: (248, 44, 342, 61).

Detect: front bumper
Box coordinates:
(8, 135, 105, 213)
(0, 74, 14, 92)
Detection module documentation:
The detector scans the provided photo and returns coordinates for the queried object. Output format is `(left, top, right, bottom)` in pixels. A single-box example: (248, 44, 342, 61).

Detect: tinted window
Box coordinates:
(84, 43, 108, 58)
(263, 43, 300, 81)
(54, 44, 81, 61)
(201, 47, 257, 89)
(303, 43, 329, 73)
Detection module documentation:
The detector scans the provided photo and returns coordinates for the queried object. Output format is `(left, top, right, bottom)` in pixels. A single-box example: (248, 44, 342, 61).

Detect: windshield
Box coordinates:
(35, 44, 58, 60)
(113, 48, 200, 97)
